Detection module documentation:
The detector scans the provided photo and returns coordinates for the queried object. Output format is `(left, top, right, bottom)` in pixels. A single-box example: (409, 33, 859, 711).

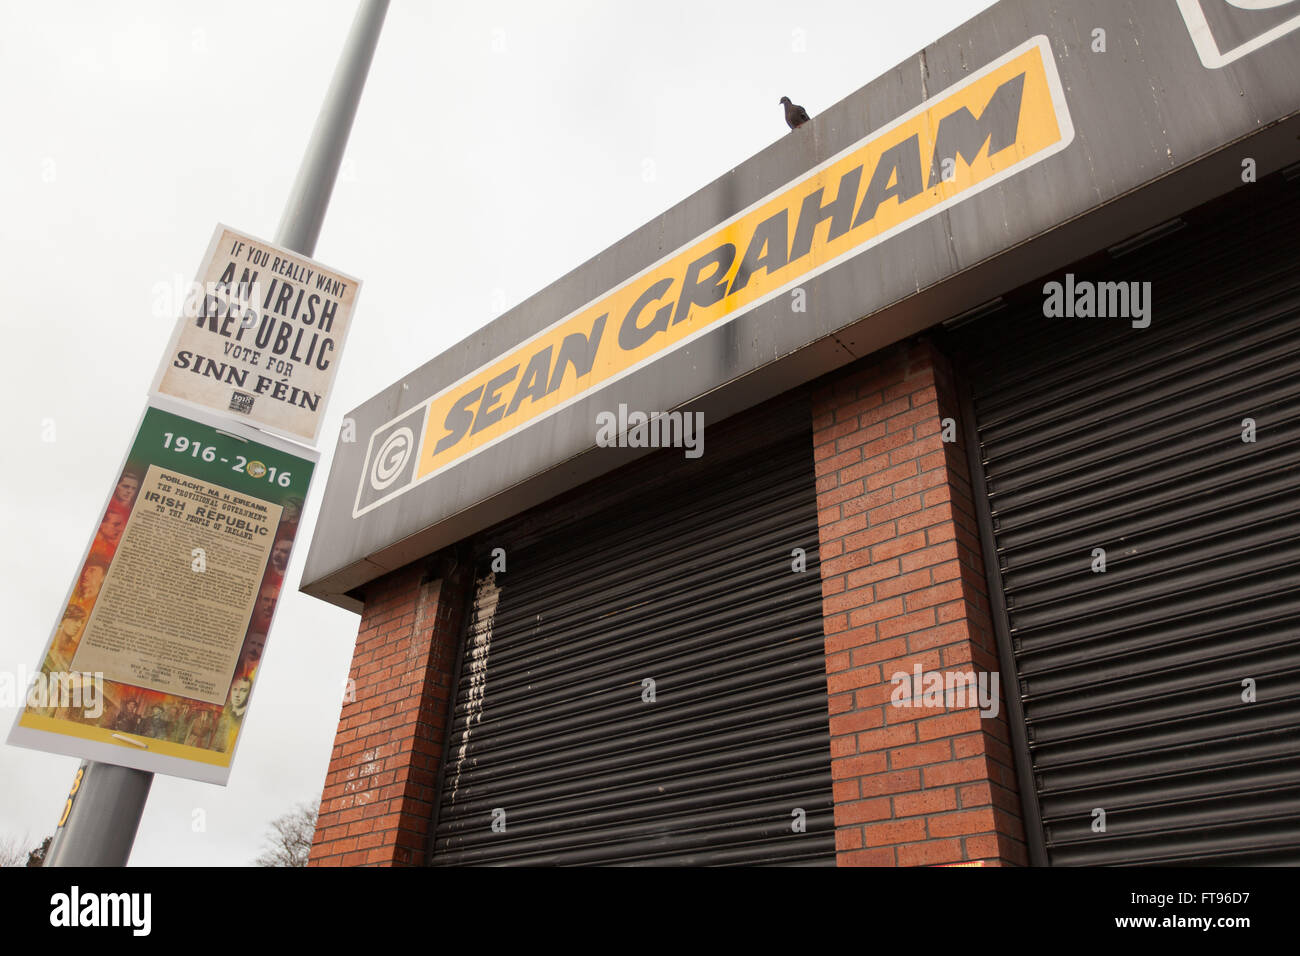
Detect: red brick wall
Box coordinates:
(309, 556, 469, 866)
(812, 338, 1028, 866)
(307, 336, 1027, 867)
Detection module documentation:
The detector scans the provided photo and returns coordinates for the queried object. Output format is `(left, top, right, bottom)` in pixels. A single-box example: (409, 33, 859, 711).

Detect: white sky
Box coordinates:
(0, 0, 997, 866)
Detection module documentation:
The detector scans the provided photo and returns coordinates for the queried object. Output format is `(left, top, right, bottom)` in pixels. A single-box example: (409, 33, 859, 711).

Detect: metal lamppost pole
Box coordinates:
(45, 0, 389, 868)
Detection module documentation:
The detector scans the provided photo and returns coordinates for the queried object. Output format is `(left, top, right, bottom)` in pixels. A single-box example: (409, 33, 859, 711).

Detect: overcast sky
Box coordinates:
(0, 0, 997, 866)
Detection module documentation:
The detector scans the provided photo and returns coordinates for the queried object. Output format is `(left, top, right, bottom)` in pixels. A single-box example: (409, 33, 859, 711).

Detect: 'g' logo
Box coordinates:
(1177, 0, 1300, 67)
(370, 427, 414, 491)
(353, 405, 427, 517)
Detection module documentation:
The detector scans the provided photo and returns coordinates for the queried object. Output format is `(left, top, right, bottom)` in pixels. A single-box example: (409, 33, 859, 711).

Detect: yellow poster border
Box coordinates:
(17, 712, 231, 768)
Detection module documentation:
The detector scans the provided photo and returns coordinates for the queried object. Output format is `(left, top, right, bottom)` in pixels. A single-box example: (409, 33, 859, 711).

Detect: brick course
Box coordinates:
(309, 556, 469, 866)
(812, 338, 1027, 866)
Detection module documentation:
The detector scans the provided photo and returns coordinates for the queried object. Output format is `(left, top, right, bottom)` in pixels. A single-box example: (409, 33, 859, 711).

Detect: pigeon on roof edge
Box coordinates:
(780, 96, 811, 131)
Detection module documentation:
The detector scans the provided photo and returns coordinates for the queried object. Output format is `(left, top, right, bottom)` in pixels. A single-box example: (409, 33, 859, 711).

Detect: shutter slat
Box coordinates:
(431, 404, 836, 865)
(958, 174, 1300, 866)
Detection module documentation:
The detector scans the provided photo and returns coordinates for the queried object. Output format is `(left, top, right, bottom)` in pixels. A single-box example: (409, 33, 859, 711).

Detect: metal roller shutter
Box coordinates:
(954, 173, 1300, 866)
(429, 398, 836, 865)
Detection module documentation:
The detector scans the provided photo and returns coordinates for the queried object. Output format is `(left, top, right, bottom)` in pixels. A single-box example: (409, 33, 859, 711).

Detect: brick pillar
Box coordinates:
(812, 338, 1027, 867)
(309, 555, 469, 866)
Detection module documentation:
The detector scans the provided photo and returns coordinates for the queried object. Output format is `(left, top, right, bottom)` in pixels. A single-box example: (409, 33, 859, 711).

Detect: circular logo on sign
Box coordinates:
(246, 460, 267, 479)
(370, 427, 414, 491)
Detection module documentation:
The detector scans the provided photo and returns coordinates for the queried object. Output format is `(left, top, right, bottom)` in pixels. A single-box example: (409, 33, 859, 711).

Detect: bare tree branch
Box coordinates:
(0, 834, 31, 868)
(254, 799, 319, 867)
(0, 833, 51, 868)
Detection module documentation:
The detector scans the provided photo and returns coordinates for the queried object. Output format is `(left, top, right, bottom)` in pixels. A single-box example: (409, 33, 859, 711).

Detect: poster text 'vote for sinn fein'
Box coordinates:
(9, 403, 314, 784)
(152, 224, 361, 444)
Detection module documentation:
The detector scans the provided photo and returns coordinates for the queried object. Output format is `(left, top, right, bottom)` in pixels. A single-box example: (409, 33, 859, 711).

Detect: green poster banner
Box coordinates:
(8, 399, 317, 785)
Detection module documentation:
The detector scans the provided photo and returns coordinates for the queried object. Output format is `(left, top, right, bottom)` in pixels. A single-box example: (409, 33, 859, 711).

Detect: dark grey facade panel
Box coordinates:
(954, 173, 1300, 866)
(429, 399, 836, 865)
(303, 0, 1300, 608)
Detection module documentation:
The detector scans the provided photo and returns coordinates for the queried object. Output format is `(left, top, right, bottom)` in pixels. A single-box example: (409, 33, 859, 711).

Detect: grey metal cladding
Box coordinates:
(303, 0, 1300, 605)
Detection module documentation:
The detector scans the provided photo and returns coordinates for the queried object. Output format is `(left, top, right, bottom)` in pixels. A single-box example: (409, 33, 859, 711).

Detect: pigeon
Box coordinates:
(780, 96, 811, 131)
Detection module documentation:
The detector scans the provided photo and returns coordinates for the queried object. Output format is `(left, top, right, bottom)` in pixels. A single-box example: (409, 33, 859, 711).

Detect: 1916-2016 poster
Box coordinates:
(7, 397, 317, 785)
